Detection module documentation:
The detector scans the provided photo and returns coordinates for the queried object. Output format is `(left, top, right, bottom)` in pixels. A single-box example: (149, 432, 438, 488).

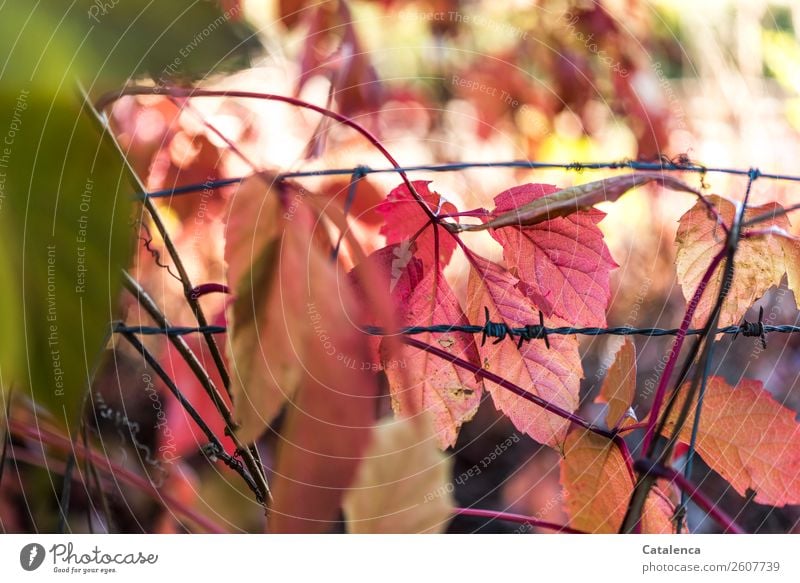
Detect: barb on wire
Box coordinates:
(361, 306, 794, 345)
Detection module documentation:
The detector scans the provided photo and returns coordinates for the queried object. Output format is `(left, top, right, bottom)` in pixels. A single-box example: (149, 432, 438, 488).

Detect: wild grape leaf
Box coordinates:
(382, 269, 483, 448)
(466, 256, 582, 450)
(343, 414, 453, 533)
(489, 184, 617, 327)
(561, 428, 674, 533)
(226, 187, 340, 444)
(675, 195, 796, 327)
(224, 176, 281, 295)
(348, 243, 424, 326)
(267, 248, 378, 532)
(643, 481, 678, 534)
(595, 339, 638, 429)
(377, 181, 457, 272)
(660, 376, 800, 506)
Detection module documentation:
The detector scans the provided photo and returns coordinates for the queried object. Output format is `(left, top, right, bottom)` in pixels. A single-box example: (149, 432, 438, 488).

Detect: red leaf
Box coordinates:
(377, 181, 457, 272)
(348, 243, 424, 366)
(382, 269, 483, 448)
(267, 240, 379, 533)
(466, 256, 582, 449)
(349, 244, 424, 320)
(489, 183, 617, 327)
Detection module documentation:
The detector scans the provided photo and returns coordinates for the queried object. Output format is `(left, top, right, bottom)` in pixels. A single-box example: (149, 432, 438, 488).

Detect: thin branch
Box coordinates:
(80, 85, 234, 400)
(640, 248, 727, 454)
(121, 271, 270, 503)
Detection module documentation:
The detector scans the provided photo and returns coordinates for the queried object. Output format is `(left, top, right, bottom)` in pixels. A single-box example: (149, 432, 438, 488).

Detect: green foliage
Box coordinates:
(0, 3, 136, 424)
(0, 0, 254, 425)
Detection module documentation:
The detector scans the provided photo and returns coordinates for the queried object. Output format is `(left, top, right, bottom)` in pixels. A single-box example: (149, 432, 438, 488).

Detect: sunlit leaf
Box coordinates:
(466, 256, 582, 450)
(343, 414, 453, 533)
(661, 376, 800, 506)
(382, 270, 483, 448)
(489, 183, 617, 327)
(561, 428, 674, 533)
(675, 195, 794, 327)
(596, 339, 638, 429)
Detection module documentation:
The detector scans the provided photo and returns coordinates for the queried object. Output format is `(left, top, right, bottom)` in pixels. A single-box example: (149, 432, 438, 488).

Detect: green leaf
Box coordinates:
(1, 3, 134, 425)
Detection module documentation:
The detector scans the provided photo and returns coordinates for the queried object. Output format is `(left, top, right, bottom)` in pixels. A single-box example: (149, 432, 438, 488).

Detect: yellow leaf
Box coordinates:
(343, 414, 454, 533)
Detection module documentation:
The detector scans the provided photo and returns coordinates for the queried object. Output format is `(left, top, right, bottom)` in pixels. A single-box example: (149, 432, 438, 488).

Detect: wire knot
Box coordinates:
(481, 308, 551, 349)
(481, 307, 510, 345)
(516, 311, 551, 349)
(736, 306, 767, 349)
(201, 442, 220, 462)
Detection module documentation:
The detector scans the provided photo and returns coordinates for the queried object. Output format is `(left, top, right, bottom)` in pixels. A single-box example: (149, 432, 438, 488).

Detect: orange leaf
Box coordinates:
(343, 414, 454, 533)
(224, 176, 281, 293)
(466, 256, 582, 449)
(660, 376, 800, 506)
(382, 269, 483, 448)
(596, 338, 638, 429)
(489, 183, 617, 327)
(561, 428, 674, 533)
(675, 195, 795, 327)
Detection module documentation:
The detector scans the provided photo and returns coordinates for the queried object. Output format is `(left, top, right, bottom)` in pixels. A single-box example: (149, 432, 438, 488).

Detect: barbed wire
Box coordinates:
(134, 158, 800, 200)
(114, 307, 790, 348)
(124, 154, 800, 535)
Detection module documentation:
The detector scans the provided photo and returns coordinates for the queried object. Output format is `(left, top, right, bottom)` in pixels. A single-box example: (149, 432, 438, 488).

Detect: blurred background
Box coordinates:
(3, 0, 800, 534)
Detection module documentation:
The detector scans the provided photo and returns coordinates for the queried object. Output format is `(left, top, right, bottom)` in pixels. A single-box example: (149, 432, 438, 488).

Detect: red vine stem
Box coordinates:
(639, 461, 745, 534)
(455, 507, 585, 534)
(8, 418, 226, 534)
(640, 248, 727, 453)
(402, 337, 612, 439)
(94, 86, 436, 223)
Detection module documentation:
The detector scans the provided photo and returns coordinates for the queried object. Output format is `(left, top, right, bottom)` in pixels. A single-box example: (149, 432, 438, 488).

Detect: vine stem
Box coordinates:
(640, 248, 727, 454)
(8, 418, 226, 533)
(455, 507, 585, 534)
(94, 86, 436, 223)
(636, 461, 745, 534)
(401, 337, 613, 439)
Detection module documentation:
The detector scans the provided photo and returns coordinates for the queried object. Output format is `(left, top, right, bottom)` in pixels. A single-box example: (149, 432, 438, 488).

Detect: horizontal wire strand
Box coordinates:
(132, 159, 800, 200)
